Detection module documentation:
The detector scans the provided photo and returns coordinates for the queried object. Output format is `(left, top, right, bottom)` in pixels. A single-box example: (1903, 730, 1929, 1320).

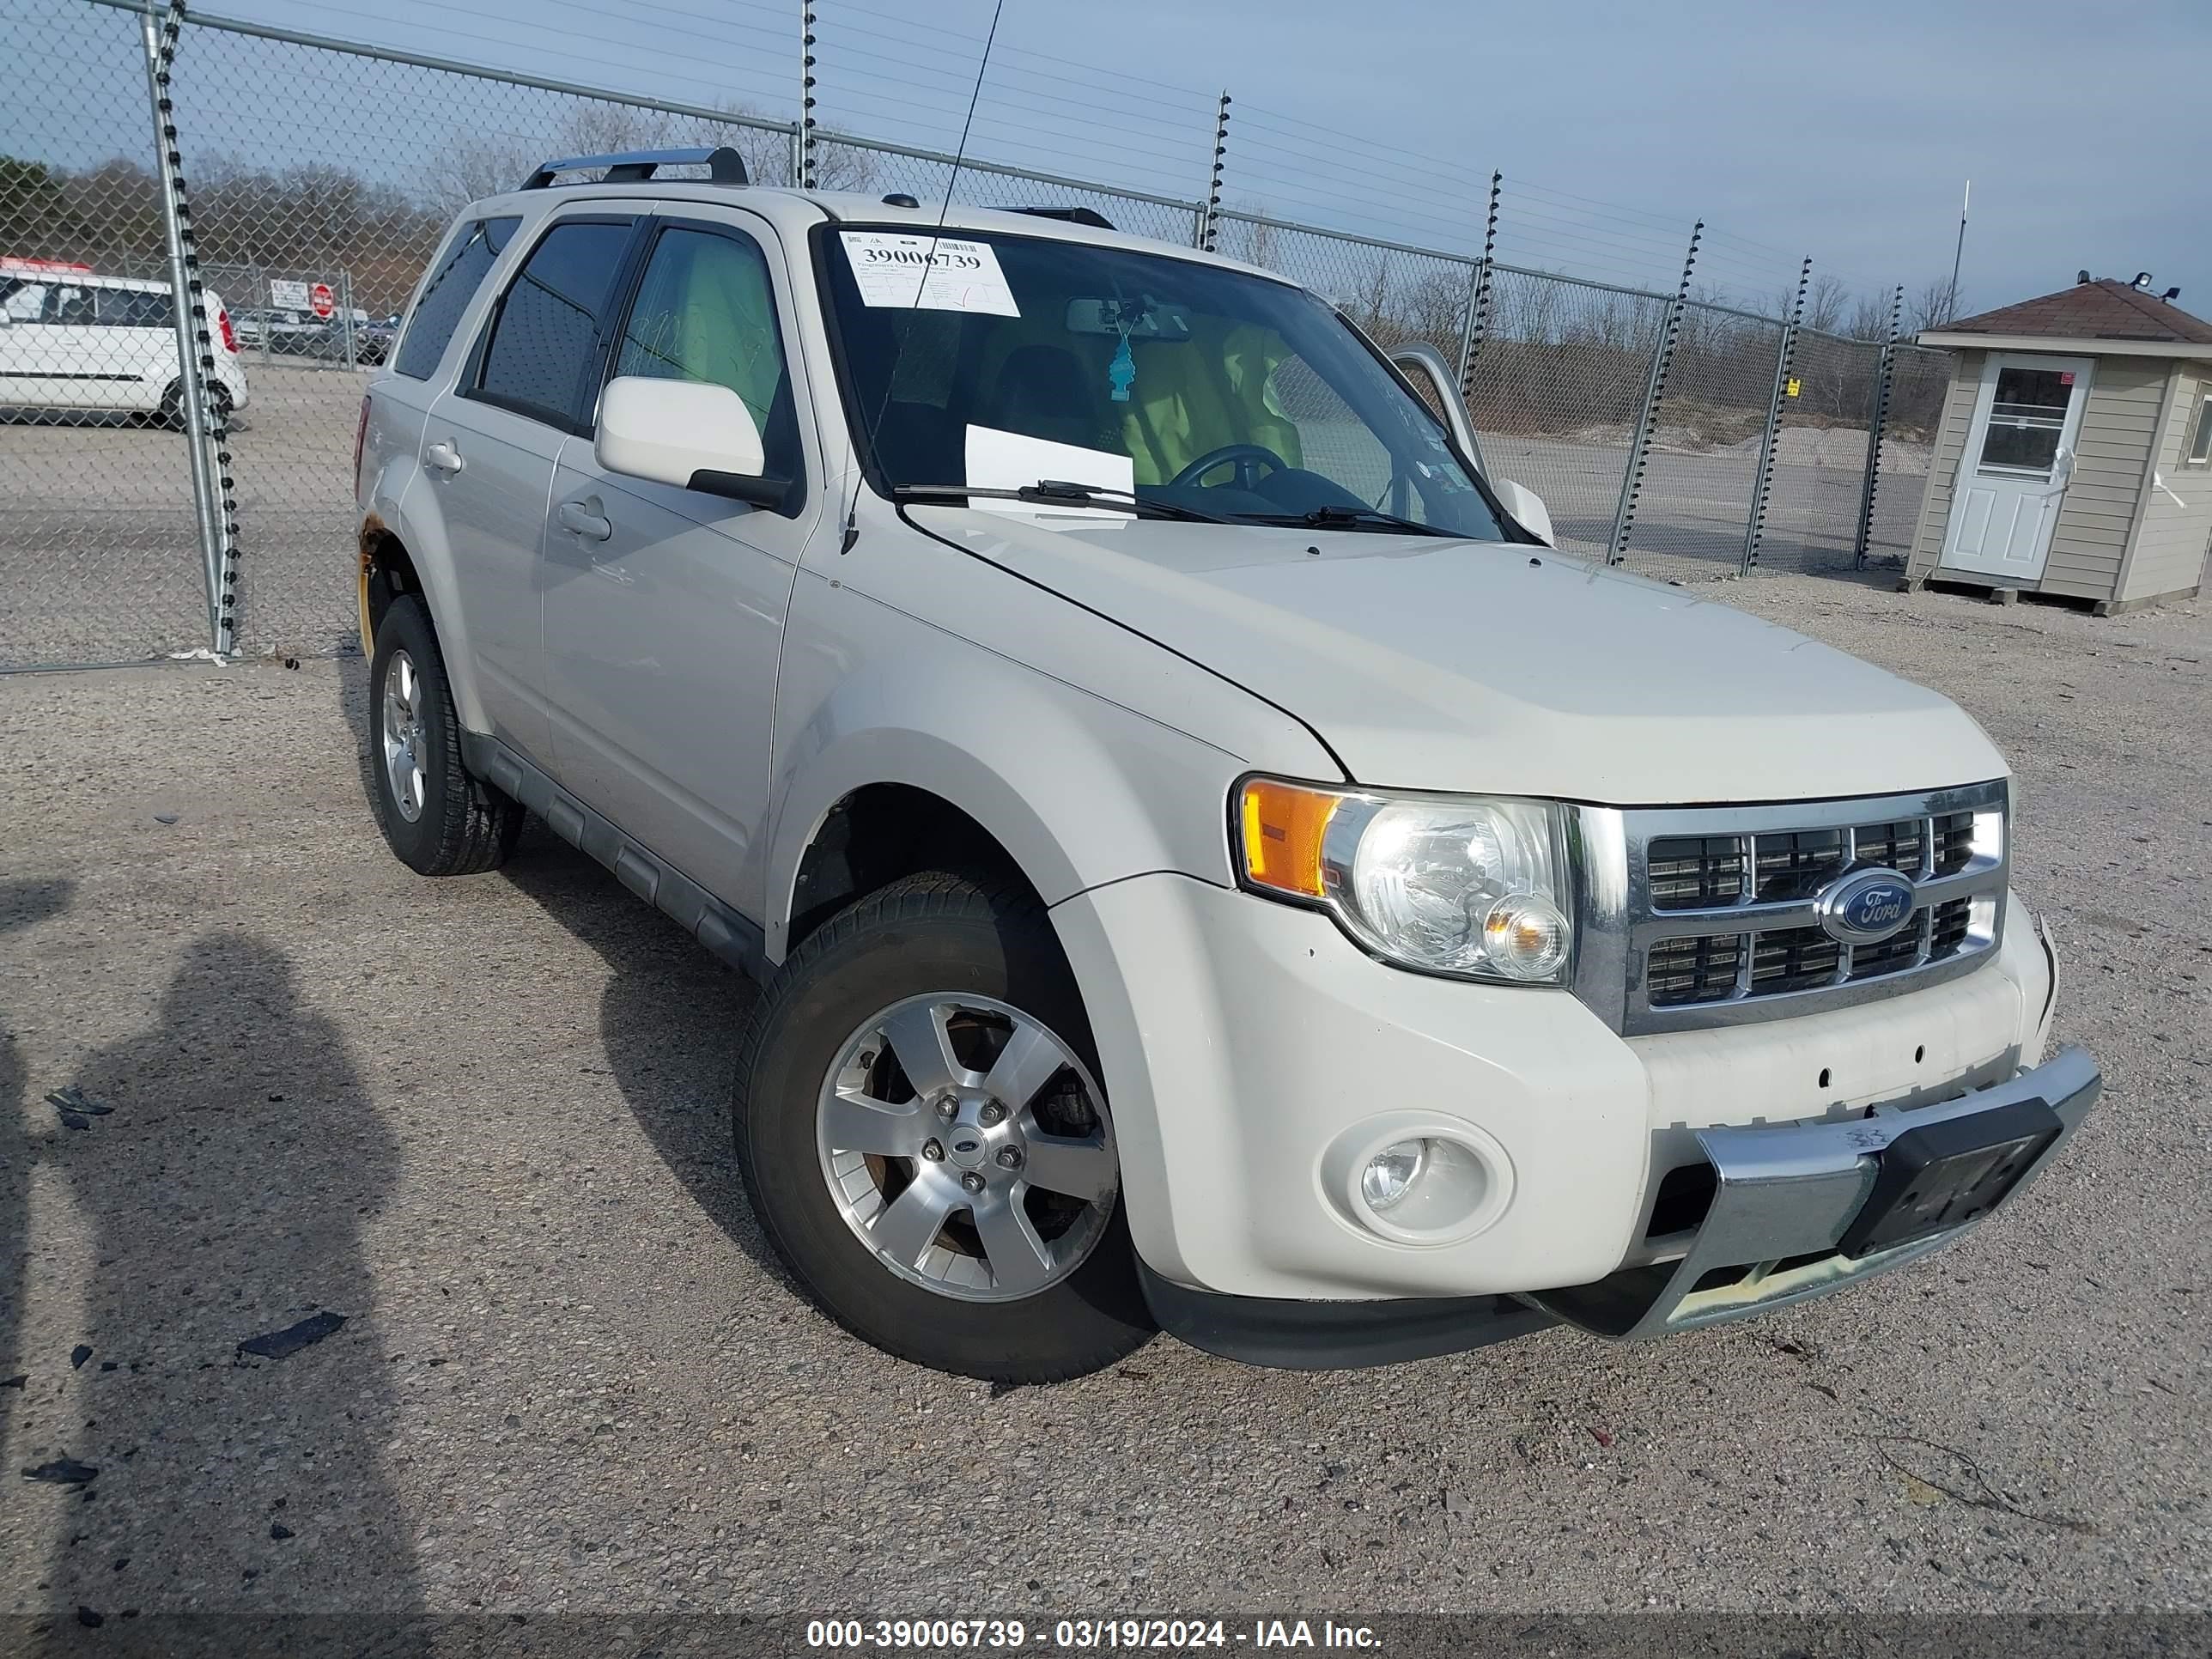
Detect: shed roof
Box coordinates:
(1917, 279, 2212, 359)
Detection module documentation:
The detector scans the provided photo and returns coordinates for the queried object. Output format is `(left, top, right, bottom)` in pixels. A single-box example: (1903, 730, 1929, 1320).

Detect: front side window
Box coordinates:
(613, 225, 798, 478)
(476, 217, 635, 428)
(43, 285, 94, 325)
(2189, 393, 2212, 465)
(821, 227, 1507, 538)
(393, 214, 519, 381)
(94, 288, 171, 328)
(1, 281, 46, 321)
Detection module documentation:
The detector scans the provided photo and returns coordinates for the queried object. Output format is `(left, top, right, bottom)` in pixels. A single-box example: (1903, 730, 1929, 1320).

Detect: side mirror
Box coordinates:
(1492, 478, 1553, 547)
(597, 375, 788, 511)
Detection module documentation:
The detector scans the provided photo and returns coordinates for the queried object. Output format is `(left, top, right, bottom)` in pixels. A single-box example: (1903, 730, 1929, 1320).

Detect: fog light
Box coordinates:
(1360, 1139, 1429, 1211)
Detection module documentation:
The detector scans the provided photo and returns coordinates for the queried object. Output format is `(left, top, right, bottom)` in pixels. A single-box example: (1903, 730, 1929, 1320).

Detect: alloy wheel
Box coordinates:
(815, 992, 1119, 1302)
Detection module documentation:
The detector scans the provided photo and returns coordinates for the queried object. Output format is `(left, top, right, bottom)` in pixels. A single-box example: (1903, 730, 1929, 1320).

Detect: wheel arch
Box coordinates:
(760, 665, 1249, 969)
(356, 474, 489, 732)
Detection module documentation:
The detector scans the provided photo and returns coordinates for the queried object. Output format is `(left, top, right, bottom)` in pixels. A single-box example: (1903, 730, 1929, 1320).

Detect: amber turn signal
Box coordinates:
(1237, 777, 1343, 899)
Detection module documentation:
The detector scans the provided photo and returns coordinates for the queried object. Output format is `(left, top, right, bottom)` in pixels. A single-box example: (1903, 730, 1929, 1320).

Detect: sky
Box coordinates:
(25, 0, 2212, 319)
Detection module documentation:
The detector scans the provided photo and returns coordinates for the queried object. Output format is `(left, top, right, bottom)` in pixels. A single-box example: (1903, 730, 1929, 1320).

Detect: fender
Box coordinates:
(757, 635, 1255, 963)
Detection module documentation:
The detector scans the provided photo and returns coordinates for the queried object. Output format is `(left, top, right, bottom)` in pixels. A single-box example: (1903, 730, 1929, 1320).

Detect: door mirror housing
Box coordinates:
(597, 376, 789, 511)
(1492, 478, 1553, 547)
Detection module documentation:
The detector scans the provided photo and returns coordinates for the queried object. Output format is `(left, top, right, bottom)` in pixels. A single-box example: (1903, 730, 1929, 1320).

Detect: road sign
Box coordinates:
(270, 279, 309, 310)
(309, 283, 336, 319)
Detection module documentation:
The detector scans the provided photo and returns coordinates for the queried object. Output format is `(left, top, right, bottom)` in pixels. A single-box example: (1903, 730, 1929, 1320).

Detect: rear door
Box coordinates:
(421, 211, 641, 765)
(541, 209, 821, 909)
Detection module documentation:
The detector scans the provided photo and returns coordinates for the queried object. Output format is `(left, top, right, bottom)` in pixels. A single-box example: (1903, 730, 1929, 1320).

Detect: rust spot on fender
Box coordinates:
(356, 513, 387, 650)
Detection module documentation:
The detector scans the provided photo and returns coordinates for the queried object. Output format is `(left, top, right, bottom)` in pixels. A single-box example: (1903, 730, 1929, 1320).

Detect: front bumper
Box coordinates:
(1053, 871, 2067, 1304)
(1131, 1043, 2100, 1368)
(1525, 1042, 2100, 1340)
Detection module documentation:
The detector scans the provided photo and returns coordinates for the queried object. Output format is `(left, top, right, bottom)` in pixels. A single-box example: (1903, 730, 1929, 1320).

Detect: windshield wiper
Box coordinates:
(1237, 503, 1455, 537)
(895, 481, 1231, 524)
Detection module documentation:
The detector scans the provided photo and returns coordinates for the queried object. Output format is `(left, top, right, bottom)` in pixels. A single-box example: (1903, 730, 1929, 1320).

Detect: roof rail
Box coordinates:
(522, 146, 748, 190)
(1000, 205, 1115, 230)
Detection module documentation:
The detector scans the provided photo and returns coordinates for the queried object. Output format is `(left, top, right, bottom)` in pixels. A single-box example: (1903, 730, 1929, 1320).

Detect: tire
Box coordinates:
(155, 380, 233, 431)
(367, 593, 524, 877)
(734, 872, 1155, 1382)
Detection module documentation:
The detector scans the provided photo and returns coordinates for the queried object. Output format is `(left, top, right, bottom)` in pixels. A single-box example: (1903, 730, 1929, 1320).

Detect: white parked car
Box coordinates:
(354, 149, 2099, 1382)
(0, 268, 249, 425)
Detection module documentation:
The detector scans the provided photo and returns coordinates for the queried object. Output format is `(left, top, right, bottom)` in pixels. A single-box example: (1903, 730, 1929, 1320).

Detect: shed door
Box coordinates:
(1939, 353, 2094, 582)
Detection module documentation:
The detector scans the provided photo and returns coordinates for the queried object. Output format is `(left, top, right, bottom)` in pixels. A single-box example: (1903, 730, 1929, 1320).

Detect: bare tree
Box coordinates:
(1904, 276, 1960, 333)
(1844, 292, 1892, 342)
(1802, 272, 1849, 334)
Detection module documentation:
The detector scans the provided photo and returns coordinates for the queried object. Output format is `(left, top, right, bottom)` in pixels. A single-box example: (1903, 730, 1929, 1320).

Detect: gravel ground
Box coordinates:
(0, 571, 2206, 1631)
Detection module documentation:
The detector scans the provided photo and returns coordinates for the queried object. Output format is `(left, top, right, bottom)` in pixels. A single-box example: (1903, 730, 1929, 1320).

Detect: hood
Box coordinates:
(908, 507, 2005, 805)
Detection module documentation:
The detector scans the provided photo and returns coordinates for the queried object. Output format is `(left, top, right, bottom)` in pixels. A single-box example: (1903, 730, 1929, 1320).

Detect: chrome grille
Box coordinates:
(1572, 781, 2009, 1035)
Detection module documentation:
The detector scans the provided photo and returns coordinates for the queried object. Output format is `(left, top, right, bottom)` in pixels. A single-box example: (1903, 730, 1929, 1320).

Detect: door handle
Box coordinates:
(422, 440, 464, 475)
(558, 499, 613, 542)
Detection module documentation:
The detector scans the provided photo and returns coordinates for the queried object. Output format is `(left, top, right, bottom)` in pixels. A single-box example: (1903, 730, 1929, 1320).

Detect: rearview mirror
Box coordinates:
(1065, 297, 1191, 339)
(1492, 478, 1553, 547)
(596, 376, 789, 512)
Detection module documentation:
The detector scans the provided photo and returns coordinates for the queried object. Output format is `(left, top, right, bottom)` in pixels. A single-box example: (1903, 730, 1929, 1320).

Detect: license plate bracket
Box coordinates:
(1838, 1097, 2063, 1259)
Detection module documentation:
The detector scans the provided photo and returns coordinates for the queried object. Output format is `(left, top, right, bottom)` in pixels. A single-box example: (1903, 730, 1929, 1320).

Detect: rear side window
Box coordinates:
(476, 217, 636, 429)
(394, 215, 519, 380)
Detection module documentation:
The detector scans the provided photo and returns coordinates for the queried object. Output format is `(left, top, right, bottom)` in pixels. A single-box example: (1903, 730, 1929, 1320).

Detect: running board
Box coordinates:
(459, 730, 767, 981)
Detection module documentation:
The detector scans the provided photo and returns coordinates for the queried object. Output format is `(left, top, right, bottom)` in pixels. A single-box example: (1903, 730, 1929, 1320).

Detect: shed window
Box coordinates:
(1978, 365, 2072, 472)
(2188, 393, 2212, 465)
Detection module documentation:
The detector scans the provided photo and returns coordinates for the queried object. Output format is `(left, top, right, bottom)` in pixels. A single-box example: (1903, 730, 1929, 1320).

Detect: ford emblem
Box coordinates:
(1814, 866, 1917, 946)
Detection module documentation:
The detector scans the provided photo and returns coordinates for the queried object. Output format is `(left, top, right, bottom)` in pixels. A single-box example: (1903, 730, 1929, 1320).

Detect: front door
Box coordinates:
(542, 211, 820, 911)
(1939, 354, 2094, 582)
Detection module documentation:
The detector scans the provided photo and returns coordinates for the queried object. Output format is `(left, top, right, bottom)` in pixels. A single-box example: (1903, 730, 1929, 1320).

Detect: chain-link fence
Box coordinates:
(0, 0, 212, 667)
(0, 0, 1945, 670)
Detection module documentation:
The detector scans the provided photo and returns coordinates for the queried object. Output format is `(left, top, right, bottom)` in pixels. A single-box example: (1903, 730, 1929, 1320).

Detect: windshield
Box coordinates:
(820, 226, 1508, 538)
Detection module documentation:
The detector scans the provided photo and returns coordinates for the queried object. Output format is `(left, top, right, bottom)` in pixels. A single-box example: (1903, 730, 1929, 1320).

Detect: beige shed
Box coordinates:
(1903, 276, 2212, 611)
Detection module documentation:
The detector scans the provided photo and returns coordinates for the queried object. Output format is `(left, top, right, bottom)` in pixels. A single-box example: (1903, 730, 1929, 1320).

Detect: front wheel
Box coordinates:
(733, 872, 1154, 1382)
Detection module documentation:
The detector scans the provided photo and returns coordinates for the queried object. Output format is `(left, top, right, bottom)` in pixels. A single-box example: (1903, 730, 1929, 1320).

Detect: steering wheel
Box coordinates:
(1169, 443, 1290, 493)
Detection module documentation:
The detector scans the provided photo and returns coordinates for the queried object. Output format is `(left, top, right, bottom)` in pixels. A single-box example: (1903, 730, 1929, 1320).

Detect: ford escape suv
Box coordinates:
(353, 147, 2099, 1382)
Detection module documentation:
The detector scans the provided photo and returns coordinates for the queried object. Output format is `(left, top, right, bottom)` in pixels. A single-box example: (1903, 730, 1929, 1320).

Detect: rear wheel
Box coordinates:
(367, 594, 523, 876)
(734, 872, 1154, 1382)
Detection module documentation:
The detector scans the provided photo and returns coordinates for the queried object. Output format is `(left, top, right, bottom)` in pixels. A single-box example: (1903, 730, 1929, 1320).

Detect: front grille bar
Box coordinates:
(1571, 780, 2010, 1036)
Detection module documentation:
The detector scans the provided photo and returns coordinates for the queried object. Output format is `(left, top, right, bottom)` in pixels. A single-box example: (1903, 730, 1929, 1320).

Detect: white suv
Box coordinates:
(353, 149, 2098, 1382)
(0, 266, 248, 425)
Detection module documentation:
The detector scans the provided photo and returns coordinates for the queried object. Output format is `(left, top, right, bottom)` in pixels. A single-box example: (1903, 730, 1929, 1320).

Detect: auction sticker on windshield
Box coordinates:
(841, 232, 1020, 315)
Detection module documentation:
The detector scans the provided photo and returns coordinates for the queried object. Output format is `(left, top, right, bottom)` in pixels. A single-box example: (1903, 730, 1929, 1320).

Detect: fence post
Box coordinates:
(1741, 256, 1811, 574)
(1455, 170, 1501, 396)
(139, 0, 228, 654)
(339, 266, 357, 371)
(1196, 90, 1231, 251)
(1852, 285, 1905, 568)
(799, 0, 817, 191)
(1607, 221, 1702, 565)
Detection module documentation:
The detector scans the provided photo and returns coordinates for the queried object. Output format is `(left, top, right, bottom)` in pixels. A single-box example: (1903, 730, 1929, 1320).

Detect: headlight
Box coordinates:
(1235, 776, 1575, 984)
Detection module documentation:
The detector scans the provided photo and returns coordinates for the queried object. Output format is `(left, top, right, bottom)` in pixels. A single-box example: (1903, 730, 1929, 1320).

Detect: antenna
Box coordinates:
(1945, 179, 1968, 324)
(840, 0, 1008, 551)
